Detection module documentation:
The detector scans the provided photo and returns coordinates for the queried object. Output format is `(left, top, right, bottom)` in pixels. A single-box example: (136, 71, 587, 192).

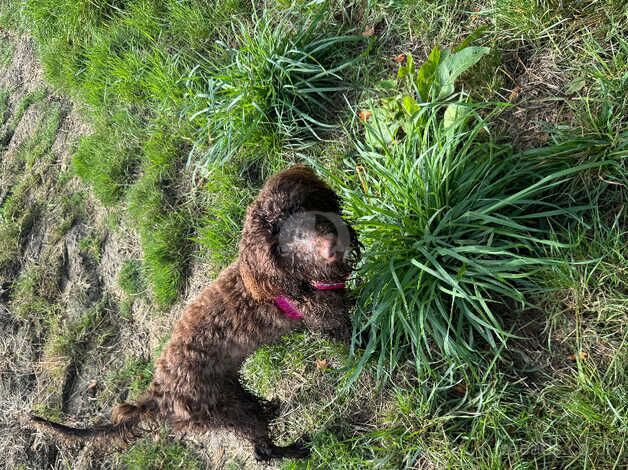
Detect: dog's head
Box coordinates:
(239, 165, 359, 301)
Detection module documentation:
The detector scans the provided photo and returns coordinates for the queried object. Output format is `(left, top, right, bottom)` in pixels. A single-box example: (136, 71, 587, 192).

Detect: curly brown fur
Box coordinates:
(27, 165, 359, 461)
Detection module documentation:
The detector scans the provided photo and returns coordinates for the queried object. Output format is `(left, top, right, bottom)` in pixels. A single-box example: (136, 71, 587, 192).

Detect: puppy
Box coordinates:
(28, 165, 359, 460)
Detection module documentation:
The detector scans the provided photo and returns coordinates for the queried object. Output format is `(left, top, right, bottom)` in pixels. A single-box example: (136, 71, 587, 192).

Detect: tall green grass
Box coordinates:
(330, 49, 616, 378)
(188, 12, 363, 165)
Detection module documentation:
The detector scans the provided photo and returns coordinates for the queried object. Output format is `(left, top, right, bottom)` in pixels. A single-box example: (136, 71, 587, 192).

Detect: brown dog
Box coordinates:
(29, 165, 359, 460)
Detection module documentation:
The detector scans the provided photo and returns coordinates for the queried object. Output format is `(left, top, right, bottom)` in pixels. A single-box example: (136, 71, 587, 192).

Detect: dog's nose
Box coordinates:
(317, 235, 342, 263)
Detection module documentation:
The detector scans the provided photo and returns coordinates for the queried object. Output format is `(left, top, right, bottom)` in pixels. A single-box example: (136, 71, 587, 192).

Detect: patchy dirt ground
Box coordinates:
(0, 31, 274, 470)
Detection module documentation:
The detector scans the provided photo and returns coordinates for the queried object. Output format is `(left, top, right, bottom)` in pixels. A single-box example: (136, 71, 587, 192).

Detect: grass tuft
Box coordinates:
(188, 10, 363, 165)
(118, 259, 145, 297)
(330, 49, 619, 378)
(72, 123, 140, 206)
(101, 356, 154, 405)
(127, 161, 193, 307)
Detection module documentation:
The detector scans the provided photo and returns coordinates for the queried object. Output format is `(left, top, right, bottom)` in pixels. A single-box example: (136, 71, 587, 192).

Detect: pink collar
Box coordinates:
(275, 282, 346, 320)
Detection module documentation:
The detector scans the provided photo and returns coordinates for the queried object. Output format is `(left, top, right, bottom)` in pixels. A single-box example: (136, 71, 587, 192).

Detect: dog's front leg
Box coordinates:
(301, 311, 351, 343)
(301, 293, 352, 343)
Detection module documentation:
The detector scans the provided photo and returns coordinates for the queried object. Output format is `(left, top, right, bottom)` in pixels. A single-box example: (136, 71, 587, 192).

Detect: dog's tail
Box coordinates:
(27, 398, 157, 445)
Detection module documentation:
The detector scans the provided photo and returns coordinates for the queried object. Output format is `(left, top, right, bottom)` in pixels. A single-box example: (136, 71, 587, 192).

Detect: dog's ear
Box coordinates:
(239, 205, 287, 301)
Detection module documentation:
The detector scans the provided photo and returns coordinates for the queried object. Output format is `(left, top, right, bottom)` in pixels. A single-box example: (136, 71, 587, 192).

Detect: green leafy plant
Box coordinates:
(366, 43, 490, 147)
(332, 46, 611, 379)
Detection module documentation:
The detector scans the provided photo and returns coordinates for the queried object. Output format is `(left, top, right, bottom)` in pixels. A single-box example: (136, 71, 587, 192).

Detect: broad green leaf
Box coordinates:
(401, 95, 420, 116)
(397, 64, 410, 79)
(415, 46, 441, 102)
(443, 103, 470, 130)
(435, 46, 490, 99)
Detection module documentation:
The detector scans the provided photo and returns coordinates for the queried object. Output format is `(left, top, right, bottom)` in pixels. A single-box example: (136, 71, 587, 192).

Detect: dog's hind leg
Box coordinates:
(214, 382, 309, 461)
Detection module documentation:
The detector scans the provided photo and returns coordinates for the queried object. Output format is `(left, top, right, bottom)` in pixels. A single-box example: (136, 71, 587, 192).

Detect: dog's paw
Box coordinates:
(279, 438, 310, 459)
(254, 442, 274, 462)
(261, 397, 281, 418)
(254, 438, 310, 461)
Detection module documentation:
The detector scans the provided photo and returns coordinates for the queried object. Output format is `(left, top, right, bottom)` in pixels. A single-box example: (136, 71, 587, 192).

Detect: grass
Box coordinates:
(0, 34, 13, 67)
(0, 0, 626, 468)
(118, 436, 202, 470)
(242, 332, 380, 448)
(195, 167, 254, 267)
(45, 298, 116, 369)
(0, 222, 21, 275)
(34, 297, 119, 424)
(10, 258, 63, 320)
(324, 47, 622, 377)
(188, 10, 365, 165)
(100, 356, 154, 405)
(52, 190, 86, 241)
(260, 318, 626, 468)
(0, 88, 10, 125)
(118, 259, 145, 297)
(72, 125, 140, 206)
(18, 0, 243, 306)
(126, 162, 194, 306)
(78, 232, 104, 263)
(0, 88, 47, 146)
(0, 96, 62, 278)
